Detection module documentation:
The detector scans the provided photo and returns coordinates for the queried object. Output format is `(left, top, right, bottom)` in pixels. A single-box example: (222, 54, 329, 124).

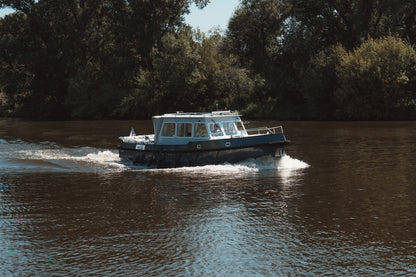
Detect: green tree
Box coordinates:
(0, 12, 33, 116)
(0, 0, 210, 118)
(291, 0, 416, 49)
(225, 0, 416, 119)
(1, 0, 110, 118)
(114, 27, 264, 118)
(225, 0, 304, 118)
(335, 35, 416, 119)
(226, 0, 289, 73)
(107, 0, 209, 71)
(304, 44, 347, 119)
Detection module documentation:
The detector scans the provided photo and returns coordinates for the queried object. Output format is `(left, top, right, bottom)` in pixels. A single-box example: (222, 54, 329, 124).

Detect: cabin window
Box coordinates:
(177, 123, 193, 137)
(223, 122, 237, 135)
(209, 123, 224, 137)
(161, 123, 176, 136)
(235, 121, 245, 131)
(194, 123, 208, 137)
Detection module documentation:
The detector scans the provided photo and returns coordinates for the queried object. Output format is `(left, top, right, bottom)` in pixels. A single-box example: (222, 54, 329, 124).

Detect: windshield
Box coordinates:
(209, 123, 224, 137)
(223, 122, 237, 135)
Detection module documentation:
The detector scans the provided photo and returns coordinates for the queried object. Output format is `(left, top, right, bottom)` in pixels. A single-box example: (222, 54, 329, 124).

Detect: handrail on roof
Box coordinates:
(211, 110, 238, 115)
(163, 110, 240, 116)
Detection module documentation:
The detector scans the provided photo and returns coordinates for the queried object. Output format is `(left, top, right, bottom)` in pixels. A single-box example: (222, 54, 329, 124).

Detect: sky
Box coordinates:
(184, 0, 240, 33)
(0, 7, 13, 17)
(1, 1, 239, 33)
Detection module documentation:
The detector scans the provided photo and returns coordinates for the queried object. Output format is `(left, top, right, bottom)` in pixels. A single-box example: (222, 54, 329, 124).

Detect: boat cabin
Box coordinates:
(152, 111, 248, 145)
(119, 110, 288, 167)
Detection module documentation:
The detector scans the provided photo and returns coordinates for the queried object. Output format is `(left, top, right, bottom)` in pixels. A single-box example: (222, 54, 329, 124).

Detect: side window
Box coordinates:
(194, 123, 208, 137)
(236, 121, 245, 131)
(209, 123, 224, 137)
(161, 123, 176, 136)
(223, 122, 237, 135)
(177, 123, 192, 137)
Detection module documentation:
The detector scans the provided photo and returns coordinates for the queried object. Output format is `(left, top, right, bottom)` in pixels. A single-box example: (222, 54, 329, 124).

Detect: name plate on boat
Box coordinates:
(136, 144, 146, 150)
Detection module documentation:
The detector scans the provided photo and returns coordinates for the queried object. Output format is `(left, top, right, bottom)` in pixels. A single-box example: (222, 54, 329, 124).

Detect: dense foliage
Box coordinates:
(1, 0, 416, 120)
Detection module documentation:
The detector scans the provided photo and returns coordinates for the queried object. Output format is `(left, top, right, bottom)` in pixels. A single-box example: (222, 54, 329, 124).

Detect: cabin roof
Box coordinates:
(152, 111, 240, 119)
(152, 111, 242, 144)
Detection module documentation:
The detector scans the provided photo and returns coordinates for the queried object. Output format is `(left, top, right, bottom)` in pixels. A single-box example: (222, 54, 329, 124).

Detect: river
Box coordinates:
(0, 119, 415, 276)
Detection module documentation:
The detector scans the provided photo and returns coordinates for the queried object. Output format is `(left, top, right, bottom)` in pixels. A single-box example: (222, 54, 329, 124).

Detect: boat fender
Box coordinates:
(196, 144, 202, 150)
(225, 142, 231, 147)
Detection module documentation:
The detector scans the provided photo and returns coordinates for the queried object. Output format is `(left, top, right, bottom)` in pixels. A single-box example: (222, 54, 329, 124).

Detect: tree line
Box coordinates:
(1, 0, 416, 120)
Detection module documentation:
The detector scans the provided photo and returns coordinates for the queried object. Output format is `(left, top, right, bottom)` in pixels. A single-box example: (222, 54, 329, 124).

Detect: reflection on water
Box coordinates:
(1, 119, 416, 275)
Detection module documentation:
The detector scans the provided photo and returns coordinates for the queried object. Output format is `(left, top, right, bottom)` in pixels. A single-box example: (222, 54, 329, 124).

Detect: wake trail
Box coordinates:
(0, 139, 309, 174)
(0, 139, 125, 173)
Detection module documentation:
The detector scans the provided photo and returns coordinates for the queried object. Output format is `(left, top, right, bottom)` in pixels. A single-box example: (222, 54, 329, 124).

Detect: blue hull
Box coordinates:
(119, 133, 289, 168)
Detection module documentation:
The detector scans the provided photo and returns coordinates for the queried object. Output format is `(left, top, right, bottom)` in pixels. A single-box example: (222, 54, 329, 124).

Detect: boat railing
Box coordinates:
(245, 126, 284, 135)
(120, 134, 155, 144)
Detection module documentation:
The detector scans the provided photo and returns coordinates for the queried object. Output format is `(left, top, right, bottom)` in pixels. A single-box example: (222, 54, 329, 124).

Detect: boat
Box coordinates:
(118, 111, 290, 168)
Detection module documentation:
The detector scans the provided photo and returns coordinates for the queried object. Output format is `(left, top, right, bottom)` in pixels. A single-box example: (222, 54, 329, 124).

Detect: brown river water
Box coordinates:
(0, 119, 415, 276)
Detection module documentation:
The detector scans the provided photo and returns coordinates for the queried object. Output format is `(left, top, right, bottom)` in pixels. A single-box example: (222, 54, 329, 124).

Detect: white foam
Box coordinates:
(10, 140, 309, 174)
(277, 155, 310, 170)
(276, 155, 310, 183)
(18, 148, 117, 161)
(15, 148, 126, 171)
(73, 150, 126, 170)
(81, 150, 121, 163)
(152, 163, 259, 174)
(149, 155, 309, 174)
(16, 149, 69, 160)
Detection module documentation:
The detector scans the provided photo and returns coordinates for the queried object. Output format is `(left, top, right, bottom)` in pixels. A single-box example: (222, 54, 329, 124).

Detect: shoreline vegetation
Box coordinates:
(1, 0, 415, 121)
